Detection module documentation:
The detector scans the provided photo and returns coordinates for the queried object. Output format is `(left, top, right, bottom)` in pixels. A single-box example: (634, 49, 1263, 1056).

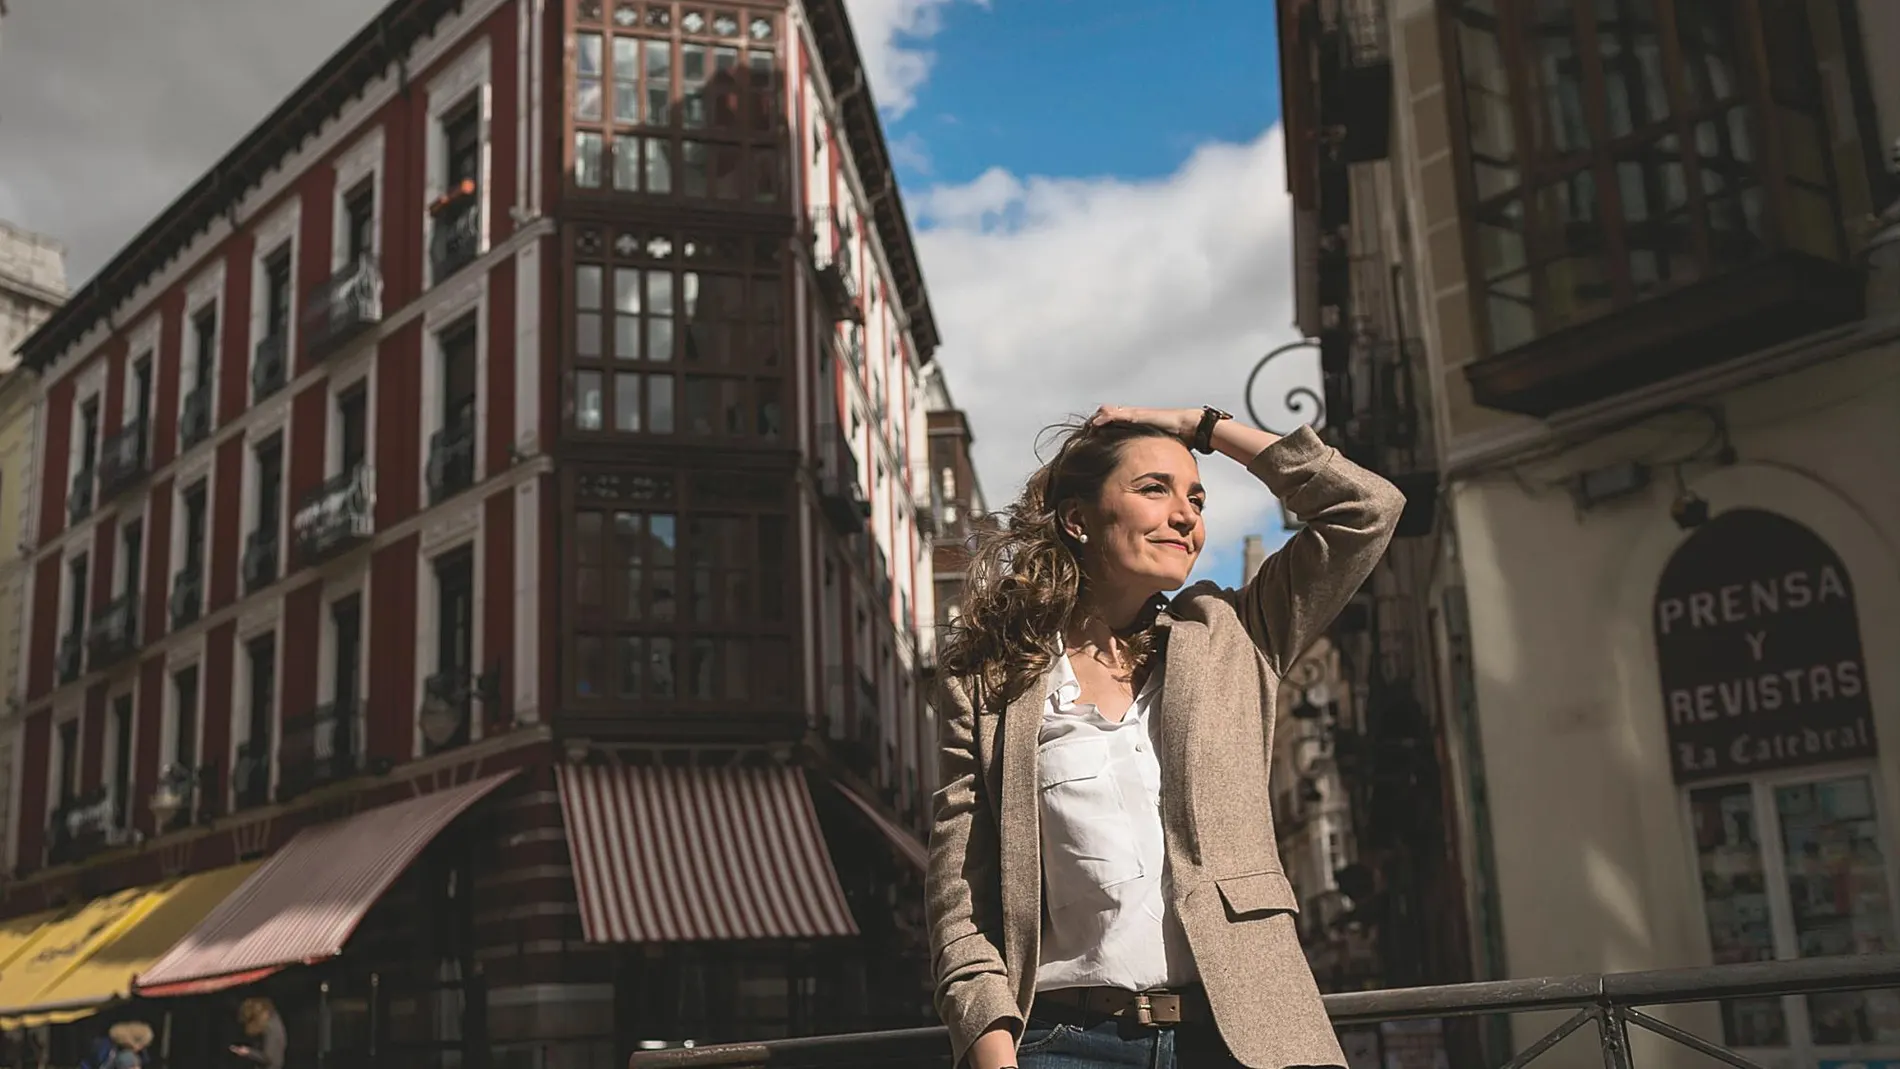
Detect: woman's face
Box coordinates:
(1065, 436, 1205, 596)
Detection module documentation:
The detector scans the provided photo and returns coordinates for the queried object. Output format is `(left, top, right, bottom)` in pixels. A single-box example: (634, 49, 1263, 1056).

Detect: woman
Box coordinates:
(81, 1020, 153, 1069)
(230, 997, 287, 1069)
(928, 405, 1403, 1069)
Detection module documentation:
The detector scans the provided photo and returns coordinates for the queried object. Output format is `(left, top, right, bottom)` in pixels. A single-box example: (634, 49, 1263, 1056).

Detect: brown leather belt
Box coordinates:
(1036, 985, 1212, 1027)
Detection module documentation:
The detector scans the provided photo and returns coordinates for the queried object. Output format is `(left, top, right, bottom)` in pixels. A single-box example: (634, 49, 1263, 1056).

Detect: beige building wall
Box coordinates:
(1372, 1, 1900, 1066)
(0, 221, 64, 874)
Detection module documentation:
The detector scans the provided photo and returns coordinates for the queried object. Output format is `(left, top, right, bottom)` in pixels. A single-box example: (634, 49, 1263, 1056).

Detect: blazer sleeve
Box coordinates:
(1230, 424, 1406, 676)
(926, 675, 1022, 1066)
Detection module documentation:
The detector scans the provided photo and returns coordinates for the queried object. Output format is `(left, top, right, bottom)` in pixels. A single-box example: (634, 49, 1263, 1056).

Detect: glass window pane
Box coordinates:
(649, 637, 676, 698)
(1674, 0, 1743, 108)
(689, 638, 716, 699)
(1775, 776, 1900, 1045)
(1527, 4, 1590, 158)
(713, 144, 743, 200)
(1533, 173, 1614, 329)
(577, 265, 603, 310)
(1454, 7, 1520, 200)
(645, 137, 674, 194)
(577, 34, 603, 121)
(756, 378, 782, 441)
(614, 372, 642, 431)
(682, 141, 709, 197)
(748, 52, 777, 133)
(713, 47, 741, 127)
(1591, 0, 1669, 140)
(646, 38, 673, 123)
(618, 636, 643, 698)
(613, 134, 642, 191)
(684, 377, 714, 436)
(681, 43, 709, 128)
(576, 635, 604, 698)
(616, 268, 644, 314)
(724, 639, 748, 700)
(653, 372, 676, 431)
(575, 370, 604, 430)
(613, 38, 641, 124)
(1689, 784, 1787, 1047)
(576, 132, 605, 188)
(752, 147, 781, 203)
(616, 315, 641, 361)
(576, 311, 602, 359)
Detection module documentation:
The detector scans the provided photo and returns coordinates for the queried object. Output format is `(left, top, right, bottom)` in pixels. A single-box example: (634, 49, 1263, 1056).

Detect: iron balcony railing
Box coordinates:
(253, 331, 289, 400)
(179, 382, 212, 449)
(241, 527, 279, 593)
(97, 418, 148, 500)
(56, 629, 83, 684)
(279, 699, 364, 799)
(304, 255, 384, 358)
(816, 427, 871, 536)
(233, 737, 271, 810)
(431, 200, 482, 283)
(68, 467, 95, 523)
(293, 465, 376, 561)
(46, 788, 113, 867)
(809, 206, 863, 324)
(625, 955, 1900, 1069)
(427, 423, 476, 504)
(86, 592, 139, 666)
(170, 565, 204, 629)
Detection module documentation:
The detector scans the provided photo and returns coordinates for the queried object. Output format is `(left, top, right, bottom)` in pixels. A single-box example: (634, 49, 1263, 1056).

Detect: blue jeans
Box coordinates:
(1016, 1014, 1247, 1068)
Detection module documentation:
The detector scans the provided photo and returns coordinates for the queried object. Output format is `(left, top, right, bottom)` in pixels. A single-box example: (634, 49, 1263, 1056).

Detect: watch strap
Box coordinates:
(1192, 406, 1232, 454)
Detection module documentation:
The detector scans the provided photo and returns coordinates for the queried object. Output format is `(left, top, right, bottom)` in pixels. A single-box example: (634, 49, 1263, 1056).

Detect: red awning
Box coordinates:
(557, 764, 857, 943)
(134, 771, 517, 995)
(830, 778, 928, 873)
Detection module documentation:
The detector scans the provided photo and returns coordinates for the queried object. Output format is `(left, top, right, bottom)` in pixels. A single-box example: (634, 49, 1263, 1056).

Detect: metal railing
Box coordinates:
(624, 955, 1900, 1069)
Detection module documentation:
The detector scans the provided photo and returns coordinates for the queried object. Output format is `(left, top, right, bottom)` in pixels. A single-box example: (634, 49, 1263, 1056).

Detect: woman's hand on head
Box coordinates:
(1087, 405, 1200, 440)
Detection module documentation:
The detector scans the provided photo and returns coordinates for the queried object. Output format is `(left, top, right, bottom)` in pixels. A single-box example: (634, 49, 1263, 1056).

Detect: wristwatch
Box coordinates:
(1191, 405, 1232, 454)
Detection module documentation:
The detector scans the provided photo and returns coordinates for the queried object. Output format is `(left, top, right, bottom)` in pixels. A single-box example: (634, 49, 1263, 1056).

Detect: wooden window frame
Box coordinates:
(563, 467, 796, 718)
(1439, 0, 1861, 362)
(570, 1, 785, 202)
(566, 226, 785, 442)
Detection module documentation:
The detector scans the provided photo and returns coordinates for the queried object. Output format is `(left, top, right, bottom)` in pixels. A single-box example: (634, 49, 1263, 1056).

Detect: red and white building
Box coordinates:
(0, 0, 949, 1061)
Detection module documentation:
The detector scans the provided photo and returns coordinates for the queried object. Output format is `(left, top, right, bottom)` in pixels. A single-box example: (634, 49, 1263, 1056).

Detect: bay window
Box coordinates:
(571, 2, 782, 201)
(569, 227, 782, 441)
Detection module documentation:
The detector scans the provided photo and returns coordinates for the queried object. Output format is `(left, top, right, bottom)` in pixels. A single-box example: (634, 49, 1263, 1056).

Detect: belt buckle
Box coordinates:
(1133, 993, 1181, 1027)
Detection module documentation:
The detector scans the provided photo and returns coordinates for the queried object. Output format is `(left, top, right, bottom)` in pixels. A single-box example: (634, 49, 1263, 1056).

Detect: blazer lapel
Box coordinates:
(1154, 609, 1206, 870)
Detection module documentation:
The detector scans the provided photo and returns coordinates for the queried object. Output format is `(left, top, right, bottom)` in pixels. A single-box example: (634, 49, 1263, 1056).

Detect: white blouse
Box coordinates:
(1034, 651, 1198, 992)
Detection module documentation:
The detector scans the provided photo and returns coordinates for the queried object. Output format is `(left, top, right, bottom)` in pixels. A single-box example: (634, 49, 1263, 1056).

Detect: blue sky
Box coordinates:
(853, 0, 1306, 589)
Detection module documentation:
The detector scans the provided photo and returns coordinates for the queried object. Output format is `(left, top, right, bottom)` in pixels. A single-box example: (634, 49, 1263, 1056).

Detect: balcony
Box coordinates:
(241, 528, 279, 594)
(809, 207, 863, 324)
(252, 331, 288, 401)
(233, 738, 271, 810)
(419, 672, 474, 755)
(279, 700, 363, 799)
(86, 592, 139, 667)
(430, 200, 482, 284)
(56, 629, 83, 684)
(179, 383, 212, 449)
(426, 423, 475, 504)
(626, 956, 1900, 1069)
(303, 256, 383, 359)
(67, 467, 94, 524)
(45, 789, 113, 866)
(293, 465, 375, 562)
(816, 429, 871, 536)
(96, 419, 148, 501)
(169, 565, 203, 629)
(1464, 252, 1864, 416)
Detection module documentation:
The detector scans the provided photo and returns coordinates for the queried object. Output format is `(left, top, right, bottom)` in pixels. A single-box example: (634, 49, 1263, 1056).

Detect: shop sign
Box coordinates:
(1653, 509, 1875, 783)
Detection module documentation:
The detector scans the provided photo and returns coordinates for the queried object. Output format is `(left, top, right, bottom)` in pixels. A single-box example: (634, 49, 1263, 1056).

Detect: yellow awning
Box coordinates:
(0, 906, 63, 979)
(0, 862, 259, 1030)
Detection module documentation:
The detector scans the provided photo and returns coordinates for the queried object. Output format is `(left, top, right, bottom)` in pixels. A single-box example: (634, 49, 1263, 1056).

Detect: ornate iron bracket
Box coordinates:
(1245, 339, 1326, 435)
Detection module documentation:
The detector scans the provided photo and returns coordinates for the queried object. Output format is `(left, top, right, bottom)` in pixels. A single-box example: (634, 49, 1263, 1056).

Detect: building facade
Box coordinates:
(1280, 1, 1900, 1067)
(1, 0, 942, 1064)
(0, 221, 67, 893)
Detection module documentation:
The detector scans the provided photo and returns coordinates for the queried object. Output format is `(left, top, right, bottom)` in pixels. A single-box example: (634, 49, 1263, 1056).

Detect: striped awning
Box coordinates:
(557, 764, 857, 943)
(829, 778, 928, 873)
(134, 771, 517, 996)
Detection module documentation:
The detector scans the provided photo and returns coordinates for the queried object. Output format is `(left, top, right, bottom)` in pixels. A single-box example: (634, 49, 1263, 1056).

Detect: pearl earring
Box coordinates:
(1076, 532, 1089, 544)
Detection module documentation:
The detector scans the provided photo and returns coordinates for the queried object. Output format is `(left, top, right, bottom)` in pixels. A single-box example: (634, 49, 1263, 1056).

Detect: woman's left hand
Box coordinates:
(1087, 405, 1201, 440)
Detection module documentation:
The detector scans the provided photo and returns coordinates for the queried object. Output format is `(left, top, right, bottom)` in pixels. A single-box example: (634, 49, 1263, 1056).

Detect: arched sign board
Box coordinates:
(1652, 509, 1876, 784)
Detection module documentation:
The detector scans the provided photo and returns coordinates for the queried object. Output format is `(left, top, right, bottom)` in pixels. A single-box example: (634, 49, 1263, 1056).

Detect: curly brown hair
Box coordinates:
(938, 418, 1183, 705)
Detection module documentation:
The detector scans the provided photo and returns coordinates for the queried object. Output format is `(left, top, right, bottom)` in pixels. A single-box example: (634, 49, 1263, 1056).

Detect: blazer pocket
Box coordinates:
(1214, 870, 1301, 920)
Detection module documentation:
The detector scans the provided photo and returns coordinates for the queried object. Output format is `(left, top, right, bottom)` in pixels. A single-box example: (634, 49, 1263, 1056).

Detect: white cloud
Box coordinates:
(841, 0, 983, 118)
(914, 126, 1313, 585)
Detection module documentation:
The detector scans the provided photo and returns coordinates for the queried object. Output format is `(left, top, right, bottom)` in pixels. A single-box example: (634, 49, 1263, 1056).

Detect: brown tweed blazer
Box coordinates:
(926, 426, 1405, 1069)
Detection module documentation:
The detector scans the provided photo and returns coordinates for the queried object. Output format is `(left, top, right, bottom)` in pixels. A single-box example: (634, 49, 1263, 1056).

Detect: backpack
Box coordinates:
(77, 1036, 116, 1069)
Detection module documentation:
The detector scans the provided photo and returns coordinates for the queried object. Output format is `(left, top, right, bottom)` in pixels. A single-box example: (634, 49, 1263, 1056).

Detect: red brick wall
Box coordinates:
(368, 535, 420, 762)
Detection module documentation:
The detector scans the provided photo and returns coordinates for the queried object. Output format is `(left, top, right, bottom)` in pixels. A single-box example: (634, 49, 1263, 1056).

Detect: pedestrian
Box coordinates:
(927, 405, 1403, 1069)
(228, 998, 286, 1069)
(80, 1020, 153, 1069)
